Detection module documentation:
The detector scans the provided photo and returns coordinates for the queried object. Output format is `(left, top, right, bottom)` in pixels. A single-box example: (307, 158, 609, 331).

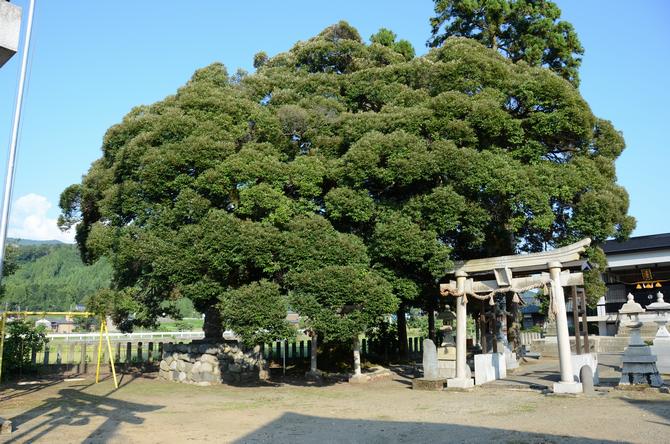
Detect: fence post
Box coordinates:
(126, 342, 132, 369)
(414, 337, 419, 357)
(116, 343, 121, 363)
(158, 342, 164, 360)
(291, 341, 297, 361)
(306, 340, 312, 363)
(68, 343, 75, 366)
(299, 341, 305, 359)
(148, 342, 154, 363)
(137, 342, 143, 364)
(81, 342, 87, 373)
(43, 345, 50, 367)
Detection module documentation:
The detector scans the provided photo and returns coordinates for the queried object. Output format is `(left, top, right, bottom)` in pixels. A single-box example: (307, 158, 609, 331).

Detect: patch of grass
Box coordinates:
(515, 403, 537, 413)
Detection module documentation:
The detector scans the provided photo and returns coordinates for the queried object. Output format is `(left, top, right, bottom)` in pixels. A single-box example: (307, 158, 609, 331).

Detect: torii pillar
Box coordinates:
(447, 270, 474, 389)
(549, 261, 582, 393)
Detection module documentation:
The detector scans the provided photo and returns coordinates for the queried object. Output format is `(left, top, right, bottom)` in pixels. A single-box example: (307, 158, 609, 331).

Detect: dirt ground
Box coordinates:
(1, 368, 669, 444)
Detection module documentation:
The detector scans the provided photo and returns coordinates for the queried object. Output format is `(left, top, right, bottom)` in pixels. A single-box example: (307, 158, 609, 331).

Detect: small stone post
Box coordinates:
(353, 336, 361, 376)
(349, 336, 369, 383)
(305, 330, 322, 380)
(549, 261, 582, 394)
(447, 270, 473, 389)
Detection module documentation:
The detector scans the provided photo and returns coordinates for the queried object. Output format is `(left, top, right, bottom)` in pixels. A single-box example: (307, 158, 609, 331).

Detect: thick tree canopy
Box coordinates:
(60, 21, 632, 338)
(428, 0, 584, 86)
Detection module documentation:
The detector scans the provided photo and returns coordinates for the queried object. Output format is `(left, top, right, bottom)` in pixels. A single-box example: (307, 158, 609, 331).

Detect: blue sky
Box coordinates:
(0, 0, 668, 242)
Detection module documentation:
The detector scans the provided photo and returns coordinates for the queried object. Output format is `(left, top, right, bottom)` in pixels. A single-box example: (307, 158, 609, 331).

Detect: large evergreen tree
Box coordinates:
(60, 21, 632, 350)
(428, 0, 584, 86)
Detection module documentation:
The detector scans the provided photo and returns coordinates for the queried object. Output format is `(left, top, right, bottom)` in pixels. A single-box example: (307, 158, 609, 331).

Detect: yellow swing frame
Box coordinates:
(0, 311, 118, 388)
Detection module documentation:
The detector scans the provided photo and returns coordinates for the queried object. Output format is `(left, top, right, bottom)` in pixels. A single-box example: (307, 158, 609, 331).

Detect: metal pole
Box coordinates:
(103, 319, 119, 388)
(0, 0, 36, 280)
(0, 312, 6, 383)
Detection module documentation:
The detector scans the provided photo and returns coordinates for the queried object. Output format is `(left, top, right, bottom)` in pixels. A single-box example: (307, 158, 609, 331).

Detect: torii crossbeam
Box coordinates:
(440, 238, 591, 393)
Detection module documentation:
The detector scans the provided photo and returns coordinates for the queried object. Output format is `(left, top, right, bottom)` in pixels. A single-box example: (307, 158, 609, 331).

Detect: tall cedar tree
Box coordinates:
(428, 0, 584, 86)
(60, 22, 632, 351)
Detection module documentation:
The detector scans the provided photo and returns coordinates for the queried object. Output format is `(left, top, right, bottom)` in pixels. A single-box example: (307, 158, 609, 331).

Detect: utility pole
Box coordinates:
(0, 0, 36, 281)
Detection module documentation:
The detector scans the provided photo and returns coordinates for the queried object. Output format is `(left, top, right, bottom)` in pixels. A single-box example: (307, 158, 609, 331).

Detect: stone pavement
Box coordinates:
(484, 353, 626, 390)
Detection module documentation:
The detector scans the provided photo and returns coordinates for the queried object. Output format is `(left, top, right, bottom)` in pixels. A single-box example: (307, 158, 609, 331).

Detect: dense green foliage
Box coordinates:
(1, 243, 112, 311)
(1, 319, 48, 379)
(60, 20, 631, 348)
(429, 0, 584, 86)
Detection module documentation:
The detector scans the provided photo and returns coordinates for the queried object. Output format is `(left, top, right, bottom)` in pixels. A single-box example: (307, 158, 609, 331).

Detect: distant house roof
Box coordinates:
(603, 233, 670, 255)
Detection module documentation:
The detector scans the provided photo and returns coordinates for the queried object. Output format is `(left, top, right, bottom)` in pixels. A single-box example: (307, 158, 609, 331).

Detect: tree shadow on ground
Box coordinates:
(5, 379, 162, 443)
(232, 412, 619, 443)
(622, 398, 670, 427)
(0, 379, 62, 403)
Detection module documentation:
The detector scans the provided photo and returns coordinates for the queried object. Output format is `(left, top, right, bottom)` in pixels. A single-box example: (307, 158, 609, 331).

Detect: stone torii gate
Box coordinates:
(440, 238, 591, 393)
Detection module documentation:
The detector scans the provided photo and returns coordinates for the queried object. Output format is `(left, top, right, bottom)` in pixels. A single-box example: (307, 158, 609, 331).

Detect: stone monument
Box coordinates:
(647, 291, 670, 374)
(412, 339, 446, 390)
(618, 294, 664, 387)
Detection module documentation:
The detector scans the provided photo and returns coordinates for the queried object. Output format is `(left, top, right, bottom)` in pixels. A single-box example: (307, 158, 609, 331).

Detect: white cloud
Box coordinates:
(8, 193, 75, 243)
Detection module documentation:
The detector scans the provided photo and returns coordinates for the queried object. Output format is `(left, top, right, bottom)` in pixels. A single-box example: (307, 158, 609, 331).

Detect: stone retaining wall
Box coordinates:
(158, 340, 267, 385)
(531, 336, 652, 357)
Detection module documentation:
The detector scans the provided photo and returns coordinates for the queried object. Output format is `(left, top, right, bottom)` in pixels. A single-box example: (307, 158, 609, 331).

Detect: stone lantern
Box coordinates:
(618, 293, 664, 387)
(647, 291, 670, 374)
(0, 1, 22, 68)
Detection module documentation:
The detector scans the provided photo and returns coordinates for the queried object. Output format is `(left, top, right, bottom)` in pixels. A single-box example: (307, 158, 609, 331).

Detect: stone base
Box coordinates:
(158, 341, 265, 385)
(305, 370, 323, 381)
(447, 378, 474, 390)
(349, 373, 371, 384)
(0, 418, 11, 435)
(572, 353, 600, 385)
(553, 381, 583, 394)
(437, 360, 456, 379)
(412, 378, 446, 391)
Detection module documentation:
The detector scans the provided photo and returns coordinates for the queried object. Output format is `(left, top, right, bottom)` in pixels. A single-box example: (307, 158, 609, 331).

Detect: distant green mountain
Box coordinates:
(7, 238, 66, 246)
(1, 242, 112, 311)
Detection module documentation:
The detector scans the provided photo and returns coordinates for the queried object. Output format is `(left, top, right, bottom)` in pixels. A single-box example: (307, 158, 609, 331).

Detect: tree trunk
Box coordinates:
(203, 306, 223, 341)
(353, 336, 361, 376)
(397, 304, 408, 361)
(310, 331, 318, 373)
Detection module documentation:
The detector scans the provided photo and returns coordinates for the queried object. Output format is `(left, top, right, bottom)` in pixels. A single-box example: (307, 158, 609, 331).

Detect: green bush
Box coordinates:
(1, 319, 48, 379)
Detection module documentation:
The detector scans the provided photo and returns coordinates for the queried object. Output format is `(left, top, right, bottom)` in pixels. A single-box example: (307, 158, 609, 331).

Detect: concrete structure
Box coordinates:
(474, 353, 506, 385)
(441, 239, 591, 393)
(571, 353, 599, 385)
(595, 233, 670, 336)
(0, 1, 21, 68)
